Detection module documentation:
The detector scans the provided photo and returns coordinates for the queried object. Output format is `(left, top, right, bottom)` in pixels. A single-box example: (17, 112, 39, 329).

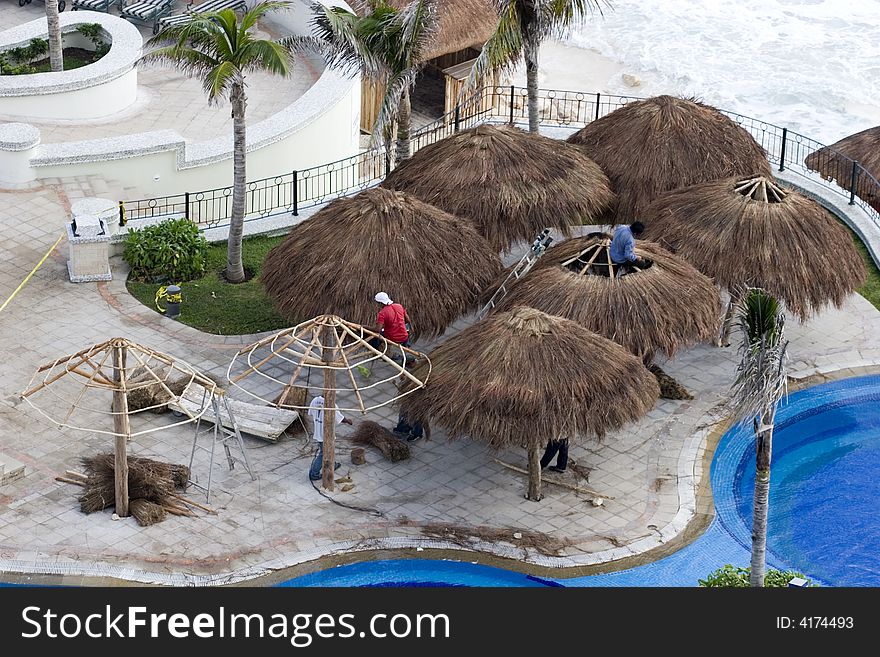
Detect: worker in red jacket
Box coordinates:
(372, 291, 411, 346)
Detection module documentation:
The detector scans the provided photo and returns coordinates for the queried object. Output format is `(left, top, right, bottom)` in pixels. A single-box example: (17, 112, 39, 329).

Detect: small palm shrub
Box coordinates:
(699, 564, 817, 587)
(124, 218, 208, 283)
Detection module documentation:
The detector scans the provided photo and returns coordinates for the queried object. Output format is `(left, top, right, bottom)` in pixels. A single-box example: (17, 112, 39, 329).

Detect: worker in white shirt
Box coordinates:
(307, 395, 352, 481)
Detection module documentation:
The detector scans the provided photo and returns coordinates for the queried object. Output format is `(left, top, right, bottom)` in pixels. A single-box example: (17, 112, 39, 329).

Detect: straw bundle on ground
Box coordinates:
(400, 307, 659, 499)
(641, 175, 866, 319)
(351, 420, 411, 462)
(261, 187, 502, 337)
(648, 365, 693, 400)
(805, 126, 880, 211)
(567, 96, 772, 223)
(494, 236, 722, 360)
(78, 453, 189, 514)
(129, 499, 167, 526)
(382, 124, 615, 252)
(126, 374, 189, 413)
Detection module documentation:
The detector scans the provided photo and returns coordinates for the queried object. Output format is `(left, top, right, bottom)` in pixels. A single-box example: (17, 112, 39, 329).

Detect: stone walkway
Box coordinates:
(2, 176, 880, 584)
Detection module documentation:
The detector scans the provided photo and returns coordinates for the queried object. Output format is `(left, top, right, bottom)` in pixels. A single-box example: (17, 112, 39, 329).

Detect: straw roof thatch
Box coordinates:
(567, 95, 772, 223)
(382, 124, 615, 252)
(494, 236, 722, 359)
(805, 126, 880, 210)
(641, 175, 866, 319)
(399, 307, 659, 450)
(260, 187, 502, 338)
(354, 0, 498, 62)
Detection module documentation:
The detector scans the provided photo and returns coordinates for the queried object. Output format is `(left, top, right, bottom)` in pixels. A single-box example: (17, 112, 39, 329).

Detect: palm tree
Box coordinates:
(46, 0, 63, 72)
(729, 288, 788, 587)
(308, 0, 436, 163)
(470, 0, 606, 133)
(142, 2, 294, 283)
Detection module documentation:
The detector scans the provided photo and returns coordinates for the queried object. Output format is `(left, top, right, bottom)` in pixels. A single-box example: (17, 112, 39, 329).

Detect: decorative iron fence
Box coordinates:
(120, 85, 880, 233)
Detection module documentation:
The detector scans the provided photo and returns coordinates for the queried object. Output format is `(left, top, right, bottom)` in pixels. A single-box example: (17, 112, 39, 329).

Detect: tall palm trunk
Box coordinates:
(226, 82, 247, 283)
(46, 0, 64, 73)
(524, 37, 540, 133)
(395, 86, 412, 163)
(750, 414, 774, 587)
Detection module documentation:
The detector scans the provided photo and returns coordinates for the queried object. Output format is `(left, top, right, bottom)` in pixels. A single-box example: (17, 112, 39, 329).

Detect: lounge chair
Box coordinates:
(71, 0, 116, 11)
(157, 0, 246, 32)
(120, 0, 176, 34)
(19, 0, 67, 13)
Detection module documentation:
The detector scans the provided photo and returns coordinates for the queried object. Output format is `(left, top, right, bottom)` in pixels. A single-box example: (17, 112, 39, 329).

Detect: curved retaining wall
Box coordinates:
(0, 11, 141, 121)
(0, 3, 361, 195)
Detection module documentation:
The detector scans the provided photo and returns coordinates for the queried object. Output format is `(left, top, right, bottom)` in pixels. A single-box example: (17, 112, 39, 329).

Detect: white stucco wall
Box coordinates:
(0, 12, 141, 121)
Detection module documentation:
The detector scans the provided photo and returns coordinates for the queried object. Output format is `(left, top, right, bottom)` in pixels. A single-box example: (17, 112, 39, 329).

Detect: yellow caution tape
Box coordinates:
(0, 233, 65, 315)
(155, 285, 183, 313)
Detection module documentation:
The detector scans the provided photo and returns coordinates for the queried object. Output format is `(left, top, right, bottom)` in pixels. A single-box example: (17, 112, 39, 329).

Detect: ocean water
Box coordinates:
(566, 0, 880, 144)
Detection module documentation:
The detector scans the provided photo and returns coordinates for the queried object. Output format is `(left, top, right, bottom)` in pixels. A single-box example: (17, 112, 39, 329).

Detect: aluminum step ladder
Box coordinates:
(477, 228, 555, 319)
(187, 388, 255, 502)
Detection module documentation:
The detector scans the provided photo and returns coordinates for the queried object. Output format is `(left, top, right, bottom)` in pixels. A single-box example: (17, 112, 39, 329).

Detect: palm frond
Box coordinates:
(371, 68, 417, 144)
(545, 0, 607, 36)
(239, 39, 293, 76)
(239, 0, 292, 32)
(464, 2, 523, 92)
(140, 44, 219, 77)
(397, 0, 437, 63)
(203, 60, 240, 103)
(730, 287, 788, 426)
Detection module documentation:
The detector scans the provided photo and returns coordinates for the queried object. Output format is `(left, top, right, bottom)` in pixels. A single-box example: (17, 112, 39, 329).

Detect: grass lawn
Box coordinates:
(126, 235, 290, 335)
(853, 231, 880, 311)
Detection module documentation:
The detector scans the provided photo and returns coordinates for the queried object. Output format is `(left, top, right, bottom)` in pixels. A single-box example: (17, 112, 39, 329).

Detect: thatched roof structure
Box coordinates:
(399, 307, 659, 450)
(567, 95, 772, 223)
(261, 187, 502, 338)
(355, 0, 498, 62)
(382, 124, 615, 252)
(641, 175, 866, 319)
(805, 126, 880, 210)
(494, 236, 722, 359)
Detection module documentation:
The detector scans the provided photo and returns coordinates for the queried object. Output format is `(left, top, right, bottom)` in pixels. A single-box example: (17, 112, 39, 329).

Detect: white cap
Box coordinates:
(374, 292, 393, 305)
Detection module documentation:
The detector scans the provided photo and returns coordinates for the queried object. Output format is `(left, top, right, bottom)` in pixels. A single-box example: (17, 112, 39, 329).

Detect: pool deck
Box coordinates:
(2, 174, 880, 585)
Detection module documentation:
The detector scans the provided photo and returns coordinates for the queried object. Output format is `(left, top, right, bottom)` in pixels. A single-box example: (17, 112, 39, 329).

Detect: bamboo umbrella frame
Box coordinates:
(226, 314, 431, 491)
(20, 337, 219, 517)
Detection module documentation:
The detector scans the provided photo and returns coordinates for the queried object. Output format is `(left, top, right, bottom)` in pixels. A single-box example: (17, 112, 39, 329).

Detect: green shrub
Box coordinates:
(76, 23, 111, 57)
(123, 218, 208, 283)
(25, 38, 49, 61)
(698, 564, 817, 587)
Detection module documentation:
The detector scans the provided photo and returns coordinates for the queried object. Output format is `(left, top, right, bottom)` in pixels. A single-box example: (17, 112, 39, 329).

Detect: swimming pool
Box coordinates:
(280, 375, 880, 587)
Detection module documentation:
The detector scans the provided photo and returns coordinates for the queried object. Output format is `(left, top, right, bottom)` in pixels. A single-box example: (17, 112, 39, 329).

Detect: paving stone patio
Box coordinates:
(2, 178, 880, 584)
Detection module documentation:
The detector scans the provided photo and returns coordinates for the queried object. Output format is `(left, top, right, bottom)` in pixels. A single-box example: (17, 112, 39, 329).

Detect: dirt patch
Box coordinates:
(420, 522, 574, 557)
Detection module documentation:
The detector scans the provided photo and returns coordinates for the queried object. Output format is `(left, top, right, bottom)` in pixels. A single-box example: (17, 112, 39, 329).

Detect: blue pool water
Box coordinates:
(281, 376, 880, 587)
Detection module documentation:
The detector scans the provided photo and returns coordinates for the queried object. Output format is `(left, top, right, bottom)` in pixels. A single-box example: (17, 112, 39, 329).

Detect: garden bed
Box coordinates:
(126, 235, 290, 335)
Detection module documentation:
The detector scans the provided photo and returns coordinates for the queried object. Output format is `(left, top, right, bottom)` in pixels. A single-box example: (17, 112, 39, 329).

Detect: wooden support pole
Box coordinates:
(321, 326, 336, 492)
(112, 342, 130, 517)
(527, 443, 542, 501)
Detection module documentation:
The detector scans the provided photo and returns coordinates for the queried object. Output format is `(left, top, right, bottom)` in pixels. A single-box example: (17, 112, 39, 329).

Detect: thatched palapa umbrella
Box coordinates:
(805, 126, 880, 211)
(400, 307, 659, 500)
(228, 314, 431, 491)
(382, 124, 615, 252)
(261, 187, 501, 338)
(567, 95, 772, 223)
(494, 235, 722, 364)
(641, 175, 866, 339)
(20, 338, 219, 517)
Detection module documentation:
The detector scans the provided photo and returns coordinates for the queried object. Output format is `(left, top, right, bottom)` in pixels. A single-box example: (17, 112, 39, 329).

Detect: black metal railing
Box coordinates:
(121, 85, 880, 233)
